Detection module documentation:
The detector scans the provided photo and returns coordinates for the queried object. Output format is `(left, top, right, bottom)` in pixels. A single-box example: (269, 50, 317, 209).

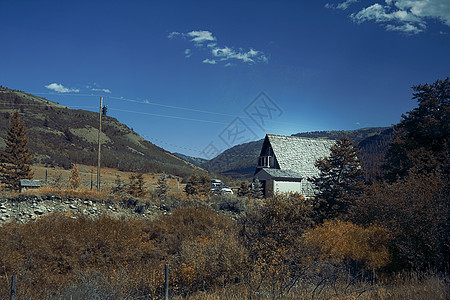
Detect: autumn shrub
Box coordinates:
(151, 206, 248, 295)
(303, 219, 391, 279)
(210, 194, 249, 214)
(0, 214, 164, 299)
(239, 192, 314, 298)
(68, 163, 81, 189)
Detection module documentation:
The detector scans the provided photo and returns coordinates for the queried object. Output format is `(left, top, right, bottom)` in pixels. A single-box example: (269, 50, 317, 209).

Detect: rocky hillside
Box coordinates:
(201, 127, 393, 180)
(0, 87, 200, 178)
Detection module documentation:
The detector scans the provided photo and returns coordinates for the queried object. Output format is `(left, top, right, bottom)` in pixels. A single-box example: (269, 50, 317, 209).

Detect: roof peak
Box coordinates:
(266, 133, 332, 141)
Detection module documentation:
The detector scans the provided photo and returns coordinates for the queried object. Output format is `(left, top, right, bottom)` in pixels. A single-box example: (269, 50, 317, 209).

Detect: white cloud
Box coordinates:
(168, 31, 180, 39)
(91, 88, 111, 93)
(328, 0, 450, 34)
(202, 58, 217, 64)
(187, 30, 216, 43)
(45, 83, 79, 93)
(211, 46, 268, 64)
(169, 29, 268, 66)
(325, 0, 359, 10)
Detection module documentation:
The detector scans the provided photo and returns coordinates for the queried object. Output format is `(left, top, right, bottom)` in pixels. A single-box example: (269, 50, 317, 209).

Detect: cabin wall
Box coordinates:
(274, 180, 301, 194)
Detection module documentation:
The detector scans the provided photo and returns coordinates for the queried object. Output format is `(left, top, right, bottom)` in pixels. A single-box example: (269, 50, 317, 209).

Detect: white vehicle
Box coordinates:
(210, 179, 233, 194)
(221, 187, 233, 194)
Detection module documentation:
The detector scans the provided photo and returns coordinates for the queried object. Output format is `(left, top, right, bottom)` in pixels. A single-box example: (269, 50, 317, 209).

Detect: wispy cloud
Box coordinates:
(325, 0, 358, 10)
(86, 83, 111, 94)
(326, 0, 450, 34)
(91, 88, 112, 93)
(45, 83, 79, 93)
(202, 58, 217, 64)
(168, 30, 268, 66)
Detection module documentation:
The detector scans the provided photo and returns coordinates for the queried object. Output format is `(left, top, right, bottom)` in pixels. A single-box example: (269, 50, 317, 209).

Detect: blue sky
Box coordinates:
(1, 0, 449, 159)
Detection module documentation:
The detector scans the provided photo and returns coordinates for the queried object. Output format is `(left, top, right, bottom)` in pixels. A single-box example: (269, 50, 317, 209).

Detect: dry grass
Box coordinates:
(175, 273, 448, 300)
(30, 164, 185, 193)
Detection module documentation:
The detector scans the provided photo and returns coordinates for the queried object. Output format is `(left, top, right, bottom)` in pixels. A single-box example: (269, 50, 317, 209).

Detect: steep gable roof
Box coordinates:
(266, 134, 335, 178)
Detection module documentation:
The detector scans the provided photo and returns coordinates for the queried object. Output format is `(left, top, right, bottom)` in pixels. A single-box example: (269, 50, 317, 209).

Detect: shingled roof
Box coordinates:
(266, 134, 335, 178)
(257, 134, 335, 196)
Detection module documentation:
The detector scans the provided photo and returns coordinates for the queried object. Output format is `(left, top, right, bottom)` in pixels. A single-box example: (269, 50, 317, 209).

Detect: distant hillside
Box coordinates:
(201, 127, 393, 180)
(173, 153, 208, 166)
(0, 87, 201, 178)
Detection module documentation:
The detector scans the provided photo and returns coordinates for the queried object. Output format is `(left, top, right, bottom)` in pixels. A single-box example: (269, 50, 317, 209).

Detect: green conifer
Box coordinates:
(0, 111, 34, 191)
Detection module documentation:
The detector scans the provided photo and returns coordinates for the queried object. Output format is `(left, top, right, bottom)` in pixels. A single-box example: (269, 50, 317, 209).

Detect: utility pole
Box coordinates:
(97, 97, 103, 191)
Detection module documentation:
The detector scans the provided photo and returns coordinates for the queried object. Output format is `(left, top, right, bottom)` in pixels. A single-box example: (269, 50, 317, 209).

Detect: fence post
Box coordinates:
(10, 275, 17, 300)
(164, 264, 169, 300)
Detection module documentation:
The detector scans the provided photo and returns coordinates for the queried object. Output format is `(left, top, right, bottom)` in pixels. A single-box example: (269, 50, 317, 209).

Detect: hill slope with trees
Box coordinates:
(0, 87, 200, 178)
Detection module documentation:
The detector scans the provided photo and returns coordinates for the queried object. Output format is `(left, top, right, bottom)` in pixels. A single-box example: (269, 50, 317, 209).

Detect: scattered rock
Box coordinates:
(34, 209, 44, 215)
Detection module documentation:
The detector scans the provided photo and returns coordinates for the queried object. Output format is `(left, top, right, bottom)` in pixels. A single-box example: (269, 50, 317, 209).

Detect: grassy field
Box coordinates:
(31, 164, 184, 193)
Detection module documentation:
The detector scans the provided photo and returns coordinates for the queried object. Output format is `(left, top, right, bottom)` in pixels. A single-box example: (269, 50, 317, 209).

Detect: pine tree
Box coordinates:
(384, 78, 449, 182)
(112, 175, 126, 195)
(156, 173, 169, 198)
(68, 163, 81, 189)
(0, 111, 34, 191)
(128, 172, 147, 198)
(185, 173, 200, 195)
(309, 135, 363, 222)
(238, 181, 251, 197)
(251, 178, 263, 199)
(185, 173, 211, 196)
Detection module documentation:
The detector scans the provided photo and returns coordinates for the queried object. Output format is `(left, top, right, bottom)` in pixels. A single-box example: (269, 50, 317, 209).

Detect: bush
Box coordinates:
(239, 193, 314, 298)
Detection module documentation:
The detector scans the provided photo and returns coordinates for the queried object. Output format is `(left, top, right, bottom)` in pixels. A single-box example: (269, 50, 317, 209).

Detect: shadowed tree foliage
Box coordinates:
(349, 172, 449, 273)
(384, 78, 449, 182)
(0, 111, 33, 191)
(309, 135, 363, 222)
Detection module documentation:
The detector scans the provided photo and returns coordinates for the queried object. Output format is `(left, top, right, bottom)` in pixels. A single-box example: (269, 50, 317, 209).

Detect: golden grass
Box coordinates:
(31, 164, 185, 192)
(175, 274, 449, 300)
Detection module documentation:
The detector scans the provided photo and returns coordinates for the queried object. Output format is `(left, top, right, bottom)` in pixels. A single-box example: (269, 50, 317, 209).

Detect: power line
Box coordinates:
(109, 108, 229, 125)
(29, 91, 305, 127)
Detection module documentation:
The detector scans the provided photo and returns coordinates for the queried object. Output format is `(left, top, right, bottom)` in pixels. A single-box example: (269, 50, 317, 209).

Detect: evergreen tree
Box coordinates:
(68, 163, 81, 189)
(0, 111, 33, 191)
(128, 172, 147, 198)
(384, 78, 449, 182)
(309, 135, 363, 222)
(185, 173, 200, 195)
(251, 178, 263, 199)
(238, 181, 251, 197)
(156, 173, 169, 198)
(185, 173, 211, 196)
(112, 174, 126, 195)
